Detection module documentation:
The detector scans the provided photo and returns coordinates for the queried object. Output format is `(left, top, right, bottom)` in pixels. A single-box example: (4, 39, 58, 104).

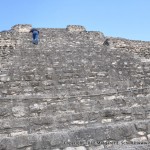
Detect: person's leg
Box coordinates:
(32, 32, 36, 44)
(32, 31, 39, 44)
(35, 33, 39, 45)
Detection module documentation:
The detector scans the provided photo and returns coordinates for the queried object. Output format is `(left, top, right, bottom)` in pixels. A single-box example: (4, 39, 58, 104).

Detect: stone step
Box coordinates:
(0, 119, 149, 150)
(17, 41, 102, 50)
(0, 103, 149, 136)
(90, 144, 150, 150)
(0, 73, 149, 95)
(1, 46, 150, 98)
(13, 29, 105, 50)
(0, 92, 149, 119)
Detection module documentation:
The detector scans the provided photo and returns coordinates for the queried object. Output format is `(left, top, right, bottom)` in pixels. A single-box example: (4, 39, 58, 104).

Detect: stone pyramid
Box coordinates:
(0, 24, 150, 150)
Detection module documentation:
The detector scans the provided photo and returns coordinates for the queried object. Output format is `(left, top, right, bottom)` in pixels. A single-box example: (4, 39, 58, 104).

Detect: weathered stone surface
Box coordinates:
(11, 24, 32, 32)
(64, 146, 86, 150)
(66, 25, 86, 32)
(0, 24, 150, 149)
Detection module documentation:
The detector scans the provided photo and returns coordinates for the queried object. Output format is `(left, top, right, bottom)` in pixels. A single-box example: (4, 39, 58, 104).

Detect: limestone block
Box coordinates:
(101, 119, 112, 123)
(137, 131, 146, 136)
(130, 136, 147, 142)
(0, 133, 8, 138)
(0, 74, 10, 82)
(64, 146, 86, 150)
(12, 106, 27, 117)
(147, 134, 150, 140)
(11, 130, 28, 137)
(135, 122, 147, 131)
(0, 107, 10, 117)
(148, 123, 150, 133)
(66, 25, 86, 32)
(88, 145, 104, 150)
(29, 102, 47, 113)
(26, 147, 33, 150)
(71, 120, 85, 125)
(102, 109, 115, 117)
(104, 95, 116, 101)
(11, 24, 32, 32)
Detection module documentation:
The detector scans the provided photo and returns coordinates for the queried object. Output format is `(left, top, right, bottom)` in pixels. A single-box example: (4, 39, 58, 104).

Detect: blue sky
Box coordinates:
(1, 0, 150, 41)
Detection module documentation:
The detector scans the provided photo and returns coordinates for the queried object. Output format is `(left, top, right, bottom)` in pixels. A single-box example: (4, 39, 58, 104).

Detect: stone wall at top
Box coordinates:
(104, 37, 150, 58)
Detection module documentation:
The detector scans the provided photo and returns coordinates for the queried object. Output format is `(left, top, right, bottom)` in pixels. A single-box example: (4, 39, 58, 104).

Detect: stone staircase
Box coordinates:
(0, 24, 150, 150)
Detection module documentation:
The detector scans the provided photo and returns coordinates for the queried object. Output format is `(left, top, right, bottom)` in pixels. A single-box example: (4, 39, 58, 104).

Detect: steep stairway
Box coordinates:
(0, 24, 150, 150)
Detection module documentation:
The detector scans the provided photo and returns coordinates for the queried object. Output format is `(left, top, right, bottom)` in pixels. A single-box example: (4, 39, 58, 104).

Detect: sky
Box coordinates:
(1, 0, 150, 41)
